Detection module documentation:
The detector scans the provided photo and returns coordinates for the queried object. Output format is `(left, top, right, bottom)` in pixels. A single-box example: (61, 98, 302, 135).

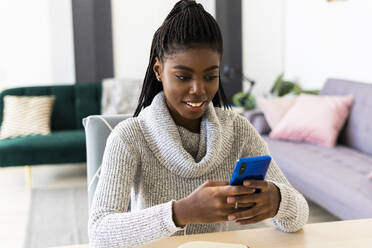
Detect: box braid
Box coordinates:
(134, 0, 231, 117)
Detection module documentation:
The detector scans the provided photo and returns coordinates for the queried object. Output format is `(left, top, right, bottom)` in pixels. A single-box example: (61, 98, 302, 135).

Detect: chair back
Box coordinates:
(83, 114, 132, 210)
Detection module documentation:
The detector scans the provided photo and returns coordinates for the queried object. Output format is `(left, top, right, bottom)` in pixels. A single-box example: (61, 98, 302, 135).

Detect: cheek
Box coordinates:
(208, 82, 220, 96)
(163, 79, 187, 97)
(162, 81, 186, 105)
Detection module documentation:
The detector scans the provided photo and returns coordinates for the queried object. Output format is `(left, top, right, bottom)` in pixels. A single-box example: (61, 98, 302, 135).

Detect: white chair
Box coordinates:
(83, 114, 132, 210)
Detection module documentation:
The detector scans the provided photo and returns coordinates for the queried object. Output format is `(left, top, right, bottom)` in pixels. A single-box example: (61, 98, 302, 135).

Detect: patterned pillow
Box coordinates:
(0, 95, 55, 139)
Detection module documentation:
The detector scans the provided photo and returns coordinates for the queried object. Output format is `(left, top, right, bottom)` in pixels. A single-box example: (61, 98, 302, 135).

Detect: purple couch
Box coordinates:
(247, 78, 372, 220)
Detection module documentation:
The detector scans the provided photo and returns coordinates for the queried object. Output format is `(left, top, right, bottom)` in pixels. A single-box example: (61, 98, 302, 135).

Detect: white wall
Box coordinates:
(242, 0, 285, 96)
(48, 0, 75, 85)
(243, 0, 372, 97)
(111, 0, 215, 80)
(0, 0, 75, 91)
(285, 0, 372, 89)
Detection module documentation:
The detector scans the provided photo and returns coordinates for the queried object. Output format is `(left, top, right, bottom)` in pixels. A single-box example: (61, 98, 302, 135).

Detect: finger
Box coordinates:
(204, 180, 229, 187)
(227, 205, 262, 221)
(220, 185, 256, 197)
(232, 203, 256, 209)
(225, 203, 257, 218)
(227, 193, 261, 205)
(226, 190, 257, 204)
(243, 180, 270, 192)
(235, 213, 268, 225)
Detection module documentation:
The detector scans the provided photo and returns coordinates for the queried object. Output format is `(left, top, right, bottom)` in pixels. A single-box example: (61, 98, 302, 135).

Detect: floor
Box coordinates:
(0, 164, 87, 248)
(0, 163, 339, 248)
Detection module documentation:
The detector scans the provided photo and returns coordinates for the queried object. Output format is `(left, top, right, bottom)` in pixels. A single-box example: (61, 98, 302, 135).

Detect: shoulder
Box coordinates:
(109, 117, 143, 147)
(215, 107, 267, 151)
(214, 107, 256, 133)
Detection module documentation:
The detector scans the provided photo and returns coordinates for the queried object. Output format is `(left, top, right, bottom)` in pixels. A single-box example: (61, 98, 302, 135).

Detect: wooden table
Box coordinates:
(51, 218, 372, 248)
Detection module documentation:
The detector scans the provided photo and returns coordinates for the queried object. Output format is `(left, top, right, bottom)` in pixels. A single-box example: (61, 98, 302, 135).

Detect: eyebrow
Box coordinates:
(172, 65, 219, 72)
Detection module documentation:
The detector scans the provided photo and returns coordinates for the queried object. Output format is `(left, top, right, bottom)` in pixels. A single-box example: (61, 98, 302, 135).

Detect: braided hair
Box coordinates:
(133, 0, 230, 117)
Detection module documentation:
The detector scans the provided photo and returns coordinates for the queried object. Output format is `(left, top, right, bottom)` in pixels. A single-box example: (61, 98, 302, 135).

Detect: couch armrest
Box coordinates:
(83, 114, 132, 210)
(243, 110, 271, 135)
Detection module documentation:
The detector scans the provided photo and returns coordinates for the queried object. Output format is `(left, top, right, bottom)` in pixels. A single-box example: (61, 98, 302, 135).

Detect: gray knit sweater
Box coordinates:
(89, 91, 309, 248)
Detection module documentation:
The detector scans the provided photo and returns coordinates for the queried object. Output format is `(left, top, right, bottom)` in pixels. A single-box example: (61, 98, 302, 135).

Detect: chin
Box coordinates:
(183, 110, 205, 120)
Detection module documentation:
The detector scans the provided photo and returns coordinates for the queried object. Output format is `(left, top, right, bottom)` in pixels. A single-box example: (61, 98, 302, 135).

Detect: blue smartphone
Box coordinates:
(229, 155, 271, 187)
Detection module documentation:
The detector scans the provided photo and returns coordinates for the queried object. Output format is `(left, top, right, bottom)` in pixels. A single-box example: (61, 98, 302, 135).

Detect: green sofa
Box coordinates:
(0, 83, 102, 167)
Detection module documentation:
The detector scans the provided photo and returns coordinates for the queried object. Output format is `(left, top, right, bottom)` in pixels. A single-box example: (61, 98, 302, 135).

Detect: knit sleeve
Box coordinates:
(238, 115, 309, 232)
(88, 128, 181, 248)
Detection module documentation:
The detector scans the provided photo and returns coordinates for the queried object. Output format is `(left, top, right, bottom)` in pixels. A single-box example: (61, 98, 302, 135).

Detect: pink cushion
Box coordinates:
(257, 97, 297, 129)
(269, 94, 354, 147)
(368, 171, 372, 181)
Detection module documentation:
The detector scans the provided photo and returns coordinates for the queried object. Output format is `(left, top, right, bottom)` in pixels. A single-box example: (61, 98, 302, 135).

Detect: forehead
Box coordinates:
(163, 47, 220, 68)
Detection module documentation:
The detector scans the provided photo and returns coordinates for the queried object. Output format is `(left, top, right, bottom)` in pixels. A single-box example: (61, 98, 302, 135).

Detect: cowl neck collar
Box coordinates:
(138, 91, 235, 178)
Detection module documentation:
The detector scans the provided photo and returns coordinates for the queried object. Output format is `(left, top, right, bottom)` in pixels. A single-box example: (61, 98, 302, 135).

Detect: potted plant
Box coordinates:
(232, 92, 257, 111)
(270, 73, 320, 97)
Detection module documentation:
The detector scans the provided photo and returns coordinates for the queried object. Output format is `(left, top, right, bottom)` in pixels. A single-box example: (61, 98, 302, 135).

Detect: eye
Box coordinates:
(205, 75, 219, 81)
(176, 75, 191, 81)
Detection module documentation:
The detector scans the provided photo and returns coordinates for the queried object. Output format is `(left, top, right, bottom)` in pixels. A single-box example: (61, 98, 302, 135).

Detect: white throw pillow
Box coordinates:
(101, 78, 142, 115)
(0, 95, 55, 139)
(257, 96, 297, 129)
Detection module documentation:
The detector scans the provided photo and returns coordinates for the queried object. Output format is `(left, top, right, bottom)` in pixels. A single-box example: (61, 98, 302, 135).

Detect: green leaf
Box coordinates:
(270, 73, 320, 97)
(244, 95, 256, 110)
(232, 92, 256, 110)
(300, 89, 320, 95)
(278, 81, 295, 96)
(232, 92, 246, 106)
(270, 73, 285, 94)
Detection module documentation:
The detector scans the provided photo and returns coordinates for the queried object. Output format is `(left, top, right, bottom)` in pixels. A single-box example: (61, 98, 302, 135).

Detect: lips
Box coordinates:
(183, 100, 207, 112)
(184, 99, 207, 104)
(186, 102, 204, 107)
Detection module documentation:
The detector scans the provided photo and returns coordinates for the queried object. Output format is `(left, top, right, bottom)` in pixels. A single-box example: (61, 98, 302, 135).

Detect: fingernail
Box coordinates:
(228, 197, 235, 204)
(244, 181, 250, 186)
(228, 215, 236, 221)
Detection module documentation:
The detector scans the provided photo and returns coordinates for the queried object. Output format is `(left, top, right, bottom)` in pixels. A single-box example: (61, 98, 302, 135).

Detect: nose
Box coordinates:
(189, 80, 206, 96)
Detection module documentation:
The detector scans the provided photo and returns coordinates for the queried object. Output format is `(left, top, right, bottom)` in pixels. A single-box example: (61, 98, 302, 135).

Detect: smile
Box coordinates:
(186, 102, 203, 107)
(183, 101, 206, 112)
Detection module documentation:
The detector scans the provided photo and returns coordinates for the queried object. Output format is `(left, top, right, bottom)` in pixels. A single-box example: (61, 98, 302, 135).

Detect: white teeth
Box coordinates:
(186, 102, 203, 107)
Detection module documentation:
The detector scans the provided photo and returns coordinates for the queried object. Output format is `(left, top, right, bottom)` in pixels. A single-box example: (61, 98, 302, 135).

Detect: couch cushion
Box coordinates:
(0, 85, 76, 131)
(75, 83, 102, 129)
(263, 136, 372, 220)
(320, 78, 372, 156)
(269, 94, 354, 147)
(0, 96, 55, 139)
(257, 96, 297, 129)
(0, 130, 86, 166)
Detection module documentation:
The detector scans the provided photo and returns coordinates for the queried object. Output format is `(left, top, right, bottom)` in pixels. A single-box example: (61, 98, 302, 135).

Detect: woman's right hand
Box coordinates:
(172, 180, 256, 227)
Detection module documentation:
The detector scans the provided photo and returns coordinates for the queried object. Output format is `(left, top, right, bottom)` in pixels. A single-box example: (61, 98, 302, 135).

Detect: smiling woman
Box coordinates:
(153, 47, 220, 133)
(88, 1, 309, 247)
(133, 0, 230, 119)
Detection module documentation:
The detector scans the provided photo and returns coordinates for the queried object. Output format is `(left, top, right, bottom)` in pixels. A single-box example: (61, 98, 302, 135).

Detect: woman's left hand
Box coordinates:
(226, 180, 281, 225)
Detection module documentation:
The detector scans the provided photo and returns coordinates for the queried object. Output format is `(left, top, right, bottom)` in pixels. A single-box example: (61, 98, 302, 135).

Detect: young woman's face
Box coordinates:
(153, 47, 220, 130)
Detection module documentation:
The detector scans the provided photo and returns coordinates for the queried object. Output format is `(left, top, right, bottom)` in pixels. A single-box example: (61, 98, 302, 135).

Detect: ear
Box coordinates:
(153, 57, 163, 80)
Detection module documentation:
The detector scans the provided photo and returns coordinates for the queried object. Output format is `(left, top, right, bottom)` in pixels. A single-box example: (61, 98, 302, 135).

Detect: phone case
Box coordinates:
(229, 155, 271, 186)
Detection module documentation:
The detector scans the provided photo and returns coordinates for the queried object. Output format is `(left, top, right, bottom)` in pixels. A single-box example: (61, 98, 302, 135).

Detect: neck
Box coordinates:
(178, 118, 201, 133)
(166, 105, 201, 134)
(171, 111, 201, 133)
